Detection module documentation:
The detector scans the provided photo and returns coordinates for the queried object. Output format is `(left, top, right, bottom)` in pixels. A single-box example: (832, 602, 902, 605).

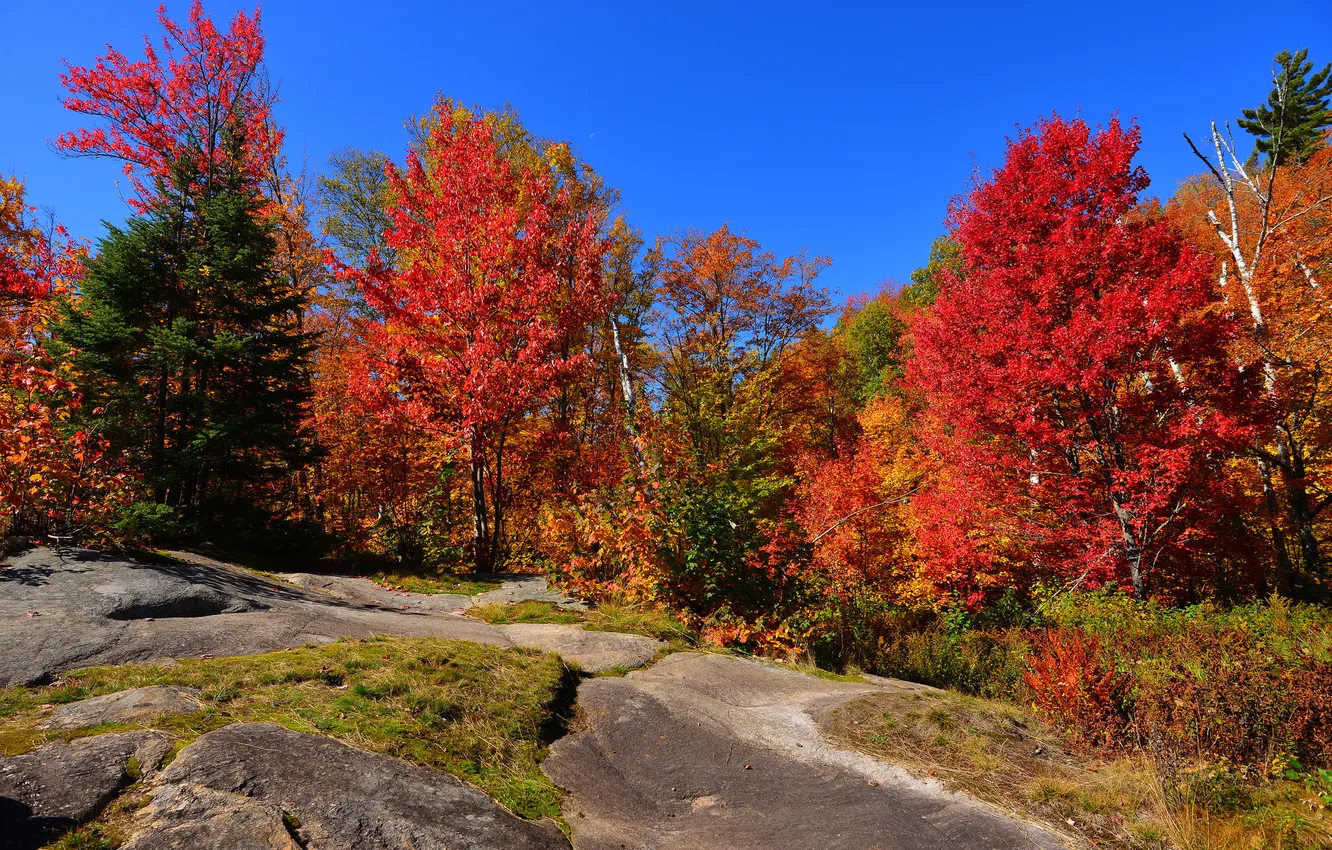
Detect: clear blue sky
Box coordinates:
(3, 0, 1330, 302)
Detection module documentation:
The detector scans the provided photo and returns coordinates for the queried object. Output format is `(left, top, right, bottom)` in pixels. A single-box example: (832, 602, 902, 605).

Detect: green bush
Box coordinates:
(864, 615, 1030, 700)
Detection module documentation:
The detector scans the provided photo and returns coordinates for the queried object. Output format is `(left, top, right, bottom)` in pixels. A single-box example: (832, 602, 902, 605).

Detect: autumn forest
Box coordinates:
(4, 4, 1332, 845)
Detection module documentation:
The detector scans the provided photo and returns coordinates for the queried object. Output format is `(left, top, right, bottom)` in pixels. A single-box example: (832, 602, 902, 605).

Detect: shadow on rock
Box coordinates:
(0, 797, 72, 850)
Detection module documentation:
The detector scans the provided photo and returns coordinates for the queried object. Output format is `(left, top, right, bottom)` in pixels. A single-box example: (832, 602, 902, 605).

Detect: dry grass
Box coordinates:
(820, 689, 1332, 849)
(365, 567, 505, 596)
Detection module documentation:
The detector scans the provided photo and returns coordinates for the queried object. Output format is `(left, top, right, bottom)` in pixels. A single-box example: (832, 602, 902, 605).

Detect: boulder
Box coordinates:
(0, 730, 171, 849)
(128, 722, 570, 850)
(41, 686, 204, 730)
(498, 623, 660, 673)
(122, 784, 301, 850)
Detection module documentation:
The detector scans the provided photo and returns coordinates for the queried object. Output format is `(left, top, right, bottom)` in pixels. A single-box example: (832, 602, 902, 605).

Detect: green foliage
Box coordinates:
(319, 147, 396, 271)
(902, 235, 962, 307)
(111, 501, 185, 543)
(864, 616, 1031, 699)
(841, 296, 908, 401)
(655, 473, 798, 626)
(57, 168, 316, 542)
(1238, 49, 1332, 165)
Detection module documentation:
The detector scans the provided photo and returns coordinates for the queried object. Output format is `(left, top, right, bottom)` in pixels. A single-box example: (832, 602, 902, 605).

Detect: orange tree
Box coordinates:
(1, 178, 129, 540)
(1171, 139, 1332, 597)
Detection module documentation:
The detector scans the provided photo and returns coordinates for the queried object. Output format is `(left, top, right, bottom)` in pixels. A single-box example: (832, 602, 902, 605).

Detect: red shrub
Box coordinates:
(1023, 628, 1128, 746)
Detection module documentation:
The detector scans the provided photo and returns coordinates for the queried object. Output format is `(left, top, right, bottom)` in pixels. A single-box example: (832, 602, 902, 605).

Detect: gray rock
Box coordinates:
(0, 730, 172, 849)
(544, 653, 1063, 850)
(278, 571, 474, 612)
(129, 722, 569, 850)
(0, 548, 506, 686)
(122, 783, 302, 850)
(474, 574, 589, 610)
(0, 548, 652, 686)
(42, 686, 204, 730)
(498, 623, 661, 673)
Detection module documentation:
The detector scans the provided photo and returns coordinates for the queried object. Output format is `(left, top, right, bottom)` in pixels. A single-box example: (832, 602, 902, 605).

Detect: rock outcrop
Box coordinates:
(543, 652, 1063, 850)
(123, 722, 570, 850)
(0, 730, 172, 849)
(0, 548, 657, 684)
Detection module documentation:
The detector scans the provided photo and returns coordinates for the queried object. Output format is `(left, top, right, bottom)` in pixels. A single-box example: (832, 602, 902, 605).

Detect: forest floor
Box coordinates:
(2, 547, 1317, 849)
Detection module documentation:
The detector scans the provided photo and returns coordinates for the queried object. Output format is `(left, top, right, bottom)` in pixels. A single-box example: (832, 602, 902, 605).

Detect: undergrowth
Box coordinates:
(823, 688, 1332, 849)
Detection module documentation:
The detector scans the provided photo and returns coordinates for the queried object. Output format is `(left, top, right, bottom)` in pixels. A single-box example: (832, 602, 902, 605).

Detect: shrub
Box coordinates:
(1022, 628, 1128, 747)
(864, 615, 1030, 700)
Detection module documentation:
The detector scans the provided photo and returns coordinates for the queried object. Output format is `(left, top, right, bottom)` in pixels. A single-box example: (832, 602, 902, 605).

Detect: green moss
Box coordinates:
(468, 599, 695, 647)
(0, 638, 568, 822)
(367, 568, 504, 596)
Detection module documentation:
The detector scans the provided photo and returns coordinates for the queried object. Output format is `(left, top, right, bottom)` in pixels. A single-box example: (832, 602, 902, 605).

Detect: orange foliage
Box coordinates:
(1, 177, 130, 539)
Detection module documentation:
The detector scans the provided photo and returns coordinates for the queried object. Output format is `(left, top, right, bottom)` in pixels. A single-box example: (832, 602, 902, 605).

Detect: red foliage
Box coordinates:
(342, 115, 607, 569)
(911, 115, 1264, 604)
(1023, 628, 1128, 746)
(1128, 627, 1332, 769)
(1, 179, 129, 537)
(55, 0, 279, 209)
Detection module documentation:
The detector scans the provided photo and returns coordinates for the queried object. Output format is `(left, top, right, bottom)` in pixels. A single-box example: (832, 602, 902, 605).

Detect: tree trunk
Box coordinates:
(610, 317, 647, 477)
(153, 367, 169, 504)
(1257, 456, 1296, 592)
(469, 425, 490, 572)
(1109, 492, 1146, 600)
(491, 432, 505, 569)
(1282, 439, 1325, 580)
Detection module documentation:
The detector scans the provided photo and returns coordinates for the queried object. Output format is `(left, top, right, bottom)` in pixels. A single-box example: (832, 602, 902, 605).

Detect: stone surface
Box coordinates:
(499, 623, 660, 673)
(475, 574, 590, 611)
(127, 722, 570, 850)
(0, 548, 650, 684)
(0, 730, 172, 849)
(41, 686, 204, 730)
(544, 653, 1063, 850)
(279, 570, 474, 612)
(121, 784, 302, 850)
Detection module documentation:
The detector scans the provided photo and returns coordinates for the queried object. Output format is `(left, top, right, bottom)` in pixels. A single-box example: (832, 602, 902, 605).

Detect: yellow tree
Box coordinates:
(1177, 129, 1332, 594)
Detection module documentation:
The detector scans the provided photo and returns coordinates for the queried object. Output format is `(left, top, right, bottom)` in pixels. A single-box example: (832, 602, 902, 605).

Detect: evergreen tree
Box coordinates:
(1238, 49, 1332, 165)
(59, 161, 315, 538)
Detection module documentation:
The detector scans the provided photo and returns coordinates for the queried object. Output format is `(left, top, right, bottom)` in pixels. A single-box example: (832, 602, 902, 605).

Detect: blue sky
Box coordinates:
(3, 1, 1330, 302)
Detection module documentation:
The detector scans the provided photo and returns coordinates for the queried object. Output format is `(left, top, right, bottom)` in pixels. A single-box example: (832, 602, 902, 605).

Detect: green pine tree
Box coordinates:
(59, 160, 315, 541)
(1238, 49, 1332, 166)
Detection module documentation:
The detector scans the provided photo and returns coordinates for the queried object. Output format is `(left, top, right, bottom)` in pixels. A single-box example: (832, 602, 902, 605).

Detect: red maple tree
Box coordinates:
(911, 116, 1263, 604)
(344, 115, 607, 571)
(56, 0, 279, 209)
